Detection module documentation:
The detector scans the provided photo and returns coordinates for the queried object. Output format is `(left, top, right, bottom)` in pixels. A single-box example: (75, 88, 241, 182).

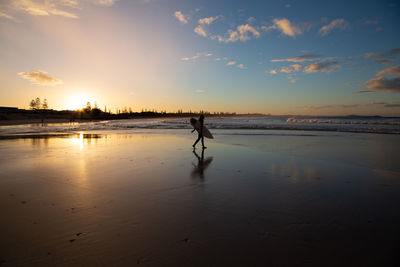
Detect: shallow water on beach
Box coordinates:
(0, 130, 399, 266)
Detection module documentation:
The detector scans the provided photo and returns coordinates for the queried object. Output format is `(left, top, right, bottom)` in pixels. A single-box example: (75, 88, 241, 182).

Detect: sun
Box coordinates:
(65, 94, 94, 111)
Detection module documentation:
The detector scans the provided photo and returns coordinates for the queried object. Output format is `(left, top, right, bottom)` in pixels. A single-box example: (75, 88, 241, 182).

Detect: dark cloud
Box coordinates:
(363, 65, 400, 93)
(364, 77, 400, 93)
(304, 61, 340, 73)
(365, 48, 400, 66)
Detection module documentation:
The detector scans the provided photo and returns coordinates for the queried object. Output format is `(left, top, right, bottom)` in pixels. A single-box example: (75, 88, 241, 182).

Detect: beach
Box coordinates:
(0, 126, 399, 266)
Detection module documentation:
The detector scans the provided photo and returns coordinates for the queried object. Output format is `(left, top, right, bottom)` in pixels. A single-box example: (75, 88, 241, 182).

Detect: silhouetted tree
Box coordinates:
(35, 98, 41, 109)
(42, 99, 48, 109)
(29, 99, 36, 110)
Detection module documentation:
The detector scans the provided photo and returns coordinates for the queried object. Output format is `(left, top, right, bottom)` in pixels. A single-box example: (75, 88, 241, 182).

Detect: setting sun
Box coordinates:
(65, 93, 96, 111)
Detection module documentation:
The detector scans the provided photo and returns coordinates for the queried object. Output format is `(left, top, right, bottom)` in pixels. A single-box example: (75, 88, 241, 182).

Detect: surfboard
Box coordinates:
(190, 118, 214, 139)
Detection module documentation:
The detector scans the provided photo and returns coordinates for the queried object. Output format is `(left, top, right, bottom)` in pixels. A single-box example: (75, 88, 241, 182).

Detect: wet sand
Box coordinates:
(0, 130, 399, 266)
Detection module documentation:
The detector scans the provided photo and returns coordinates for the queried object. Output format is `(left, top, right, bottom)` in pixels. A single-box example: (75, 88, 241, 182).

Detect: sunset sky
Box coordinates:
(0, 0, 399, 115)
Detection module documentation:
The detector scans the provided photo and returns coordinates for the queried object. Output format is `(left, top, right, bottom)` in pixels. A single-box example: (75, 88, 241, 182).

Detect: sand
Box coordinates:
(0, 130, 399, 266)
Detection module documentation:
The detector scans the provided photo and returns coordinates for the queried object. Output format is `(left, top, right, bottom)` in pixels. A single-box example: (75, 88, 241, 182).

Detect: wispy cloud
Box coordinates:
(226, 61, 236, 66)
(0, 10, 15, 20)
(181, 55, 199, 61)
(198, 15, 219, 25)
(304, 61, 341, 73)
(237, 63, 246, 69)
(363, 19, 378, 25)
(18, 71, 63, 86)
(95, 0, 119, 6)
(371, 102, 400, 108)
(272, 18, 301, 37)
(376, 65, 400, 76)
(194, 16, 219, 37)
(300, 104, 359, 110)
(195, 89, 204, 93)
(213, 24, 260, 43)
(271, 54, 320, 62)
(11, 0, 79, 18)
(174, 11, 189, 24)
(364, 48, 400, 66)
(180, 52, 213, 62)
(270, 64, 303, 74)
(280, 66, 293, 73)
(363, 65, 400, 93)
(291, 64, 303, 71)
(319, 19, 348, 36)
(194, 25, 207, 37)
(268, 70, 278, 74)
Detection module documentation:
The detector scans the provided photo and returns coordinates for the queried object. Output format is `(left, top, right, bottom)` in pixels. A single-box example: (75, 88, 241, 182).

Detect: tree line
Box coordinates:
(29, 97, 48, 110)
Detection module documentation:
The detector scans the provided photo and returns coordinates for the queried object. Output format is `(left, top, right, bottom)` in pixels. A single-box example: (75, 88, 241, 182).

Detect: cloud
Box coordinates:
(18, 71, 63, 86)
(181, 54, 200, 61)
(195, 89, 204, 93)
(291, 64, 303, 71)
(275, 64, 304, 74)
(11, 0, 79, 18)
(226, 61, 236, 66)
(371, 102, 400, 108)
(363, 19, 378, 25)
(174, 11, 189, 24)
(273, 18, 301, 37)
(194, 25, 207, 37)
(0, 10, 15, 20)
(271, 54, 320, 62)
(280, 67, 293, 73)
(180, 52, 213, 61)
(376, 65, 400, 76)
(198, 16, 219, 25)
(95, 0, 118, 6)
(227, 24, 260, 42)
(268, 70, 278, 74)
(304, 61, 341, 73)
(319, 19, 348, 36)
(365, 48, 400, 66)
(194, 16, 219, 38)
(212, 24, 260, 43)
(237, 63, 246, 69)
(363, 77, 400, 93)
(363, 65, 400, 93)
(300, 104, 359, 110)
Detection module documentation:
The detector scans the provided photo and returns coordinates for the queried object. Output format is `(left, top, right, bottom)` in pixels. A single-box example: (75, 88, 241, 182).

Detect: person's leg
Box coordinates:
(201, 136, 206, 149)
(193, 134, 201, 147)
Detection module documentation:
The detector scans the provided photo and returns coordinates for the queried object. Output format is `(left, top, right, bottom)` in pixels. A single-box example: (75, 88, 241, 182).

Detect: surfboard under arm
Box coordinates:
(190, 118, 213, 139)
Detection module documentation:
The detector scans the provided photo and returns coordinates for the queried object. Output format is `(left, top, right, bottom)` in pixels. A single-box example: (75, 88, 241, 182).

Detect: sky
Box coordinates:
(0, 0, 399, 115)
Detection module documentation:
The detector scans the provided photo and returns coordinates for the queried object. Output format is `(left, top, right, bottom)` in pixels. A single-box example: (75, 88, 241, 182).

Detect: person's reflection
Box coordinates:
(191, 148, 213, 180)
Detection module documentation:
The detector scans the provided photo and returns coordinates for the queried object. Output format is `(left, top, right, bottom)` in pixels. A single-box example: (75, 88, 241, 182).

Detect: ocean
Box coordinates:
(0, 116, 399, 136)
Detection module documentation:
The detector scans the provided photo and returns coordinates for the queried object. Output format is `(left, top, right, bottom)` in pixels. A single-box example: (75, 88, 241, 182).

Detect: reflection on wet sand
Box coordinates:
(191, 148, 213, 180)
(0, 132, 399, 266)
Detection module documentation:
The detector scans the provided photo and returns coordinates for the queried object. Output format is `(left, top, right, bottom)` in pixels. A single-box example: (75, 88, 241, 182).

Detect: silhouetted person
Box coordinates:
(192, 114, 206, 149)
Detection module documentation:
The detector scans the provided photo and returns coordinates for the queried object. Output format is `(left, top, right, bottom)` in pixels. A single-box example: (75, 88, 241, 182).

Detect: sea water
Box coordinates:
(0, 116, 399, 136)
